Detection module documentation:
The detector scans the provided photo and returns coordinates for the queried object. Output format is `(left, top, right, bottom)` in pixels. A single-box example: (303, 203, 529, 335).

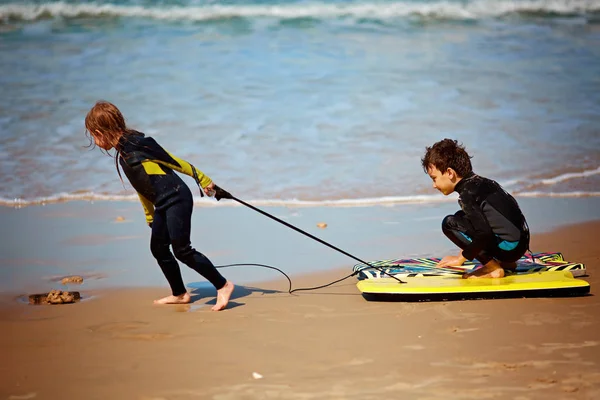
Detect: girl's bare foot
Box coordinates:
(153, 292, 191, 305)
(462, 260, 505, 279)
(212, 281, 234, 311)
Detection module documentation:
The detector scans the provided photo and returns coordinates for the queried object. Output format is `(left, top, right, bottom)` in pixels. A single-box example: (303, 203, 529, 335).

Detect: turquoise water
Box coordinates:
(0, 0, 599, 207)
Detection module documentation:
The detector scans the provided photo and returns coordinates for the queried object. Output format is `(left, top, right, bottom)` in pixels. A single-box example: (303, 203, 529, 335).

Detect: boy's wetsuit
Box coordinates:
(118, 131, 226, 295)
(442, 173, 530, 265)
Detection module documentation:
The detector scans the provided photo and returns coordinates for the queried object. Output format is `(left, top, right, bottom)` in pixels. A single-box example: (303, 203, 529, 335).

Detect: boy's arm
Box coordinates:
(460, 194, 495, 261)
(137, 193, 155, 226)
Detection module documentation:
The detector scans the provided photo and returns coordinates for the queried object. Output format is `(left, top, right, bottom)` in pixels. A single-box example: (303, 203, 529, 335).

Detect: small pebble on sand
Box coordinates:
(61, 276, 84, 285)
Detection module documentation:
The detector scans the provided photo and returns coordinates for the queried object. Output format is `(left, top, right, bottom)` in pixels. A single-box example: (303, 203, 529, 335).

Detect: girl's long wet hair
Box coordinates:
(84, 101, 132, 184)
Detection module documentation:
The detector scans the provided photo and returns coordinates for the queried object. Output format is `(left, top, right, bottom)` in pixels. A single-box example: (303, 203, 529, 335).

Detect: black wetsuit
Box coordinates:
(442, 173, 530, 265)
(118, 131, 226, 295)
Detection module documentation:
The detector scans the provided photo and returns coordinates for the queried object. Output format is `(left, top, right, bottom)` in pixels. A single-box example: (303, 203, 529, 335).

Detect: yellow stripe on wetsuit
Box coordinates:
(137, 193, 155, 225)
(140, 152, 212, 189)
(141, 160, 167, 176)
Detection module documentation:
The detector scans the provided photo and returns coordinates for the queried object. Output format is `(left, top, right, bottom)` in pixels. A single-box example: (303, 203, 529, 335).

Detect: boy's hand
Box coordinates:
(437, 254, 466, 268)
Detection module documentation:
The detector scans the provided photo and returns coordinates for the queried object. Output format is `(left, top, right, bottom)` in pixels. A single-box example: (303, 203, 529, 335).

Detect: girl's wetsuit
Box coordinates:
(118, 131, 226, 295)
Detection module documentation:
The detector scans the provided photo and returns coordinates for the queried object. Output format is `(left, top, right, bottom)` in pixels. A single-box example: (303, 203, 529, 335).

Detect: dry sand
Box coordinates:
(1, 220, 599, 400)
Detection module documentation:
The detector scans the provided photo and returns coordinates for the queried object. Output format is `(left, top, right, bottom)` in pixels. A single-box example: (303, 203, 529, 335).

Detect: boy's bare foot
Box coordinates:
(154, 292, 191, 305)
(212, 281, 234, 311)
(501, 261, 517, 271)
(462, 260, 505, 279)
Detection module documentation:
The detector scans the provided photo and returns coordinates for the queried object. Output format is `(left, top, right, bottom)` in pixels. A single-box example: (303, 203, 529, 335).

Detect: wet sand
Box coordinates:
(1, 210, 599, 399)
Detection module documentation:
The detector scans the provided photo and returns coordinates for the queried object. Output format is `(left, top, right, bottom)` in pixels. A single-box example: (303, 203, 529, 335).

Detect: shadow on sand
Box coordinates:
(186, 281, 283, 309)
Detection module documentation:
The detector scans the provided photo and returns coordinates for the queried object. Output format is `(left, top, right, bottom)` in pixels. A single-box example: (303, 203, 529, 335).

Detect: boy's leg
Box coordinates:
(150, 210, 190, 304)
(489, 231, 530, 270)
(442, 212, 504, 278)
(441, 211, 491, 263)
(166, 200, 234, 311)
(466, 236, 529, 279)
(442, 211, 472, 248)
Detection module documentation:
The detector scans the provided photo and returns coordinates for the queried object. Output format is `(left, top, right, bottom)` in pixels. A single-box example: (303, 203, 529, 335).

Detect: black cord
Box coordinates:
(290, 272, 358, 294)
(229, 195, 406, 284)
(216, 263, 359, 294)
(201, 184, 405, 285)
(524, 220, 536, 265)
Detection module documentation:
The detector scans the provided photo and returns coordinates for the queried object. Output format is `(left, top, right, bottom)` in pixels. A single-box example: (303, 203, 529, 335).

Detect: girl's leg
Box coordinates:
(165, 199, 234, 310)
(165, 200, 227, 290)
(150, 210, 190, 303)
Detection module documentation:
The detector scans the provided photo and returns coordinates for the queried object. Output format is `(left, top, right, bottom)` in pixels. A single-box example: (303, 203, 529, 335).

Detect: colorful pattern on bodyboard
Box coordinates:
(356, 271, 591, 300)
(353, 252, 587, 280)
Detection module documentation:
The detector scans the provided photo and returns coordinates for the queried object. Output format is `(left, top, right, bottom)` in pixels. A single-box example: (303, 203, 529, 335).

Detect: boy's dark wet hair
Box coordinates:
(421, 138, 473, 177)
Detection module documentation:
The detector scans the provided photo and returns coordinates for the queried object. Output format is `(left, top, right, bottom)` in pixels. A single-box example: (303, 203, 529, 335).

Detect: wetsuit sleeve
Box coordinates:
(137, 193, 155, 225)
(140, 138, 213, 188)
(159, 151, 213, 189)
(137, 137, 213, 188)
(459, 192, 495, 261)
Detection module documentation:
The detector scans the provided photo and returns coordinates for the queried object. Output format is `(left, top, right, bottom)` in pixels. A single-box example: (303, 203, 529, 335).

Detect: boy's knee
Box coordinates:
(441, 215, 455, 232)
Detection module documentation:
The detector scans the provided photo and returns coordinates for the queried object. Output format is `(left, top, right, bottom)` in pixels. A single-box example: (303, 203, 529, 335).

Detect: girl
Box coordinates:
(85, 101, 234, 310)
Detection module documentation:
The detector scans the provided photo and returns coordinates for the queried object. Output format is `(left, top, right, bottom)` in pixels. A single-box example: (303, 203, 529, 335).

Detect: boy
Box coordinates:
(421, 139, 530, 278)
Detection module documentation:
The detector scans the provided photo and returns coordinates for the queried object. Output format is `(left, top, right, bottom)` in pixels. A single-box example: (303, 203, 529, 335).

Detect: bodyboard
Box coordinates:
(357, 271, 590, 301)
(354, 252, 586, 280)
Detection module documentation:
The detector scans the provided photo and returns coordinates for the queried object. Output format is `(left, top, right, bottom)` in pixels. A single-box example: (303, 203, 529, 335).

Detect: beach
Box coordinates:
(1, 199, 599, 400)
(1, 0, 599, 398)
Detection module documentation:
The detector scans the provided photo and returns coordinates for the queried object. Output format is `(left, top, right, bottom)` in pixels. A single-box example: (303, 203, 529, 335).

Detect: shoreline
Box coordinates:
(1, 196, 599, 296)
(2, 217, 598, 304)
(2, 190, 600, 209)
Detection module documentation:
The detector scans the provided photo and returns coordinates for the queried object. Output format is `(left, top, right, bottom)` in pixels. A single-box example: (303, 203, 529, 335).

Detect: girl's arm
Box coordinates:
(137, 193, 155, 226)
(142, 137, 212, 188)
(158, 150, 213, 189)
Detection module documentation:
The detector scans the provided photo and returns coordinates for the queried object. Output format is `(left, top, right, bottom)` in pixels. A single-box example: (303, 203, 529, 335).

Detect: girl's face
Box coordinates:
(91, 130, 114, 151)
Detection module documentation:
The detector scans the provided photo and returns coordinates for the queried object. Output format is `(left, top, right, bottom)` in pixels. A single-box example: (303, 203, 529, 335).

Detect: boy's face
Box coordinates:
(427, 165, 457, 196)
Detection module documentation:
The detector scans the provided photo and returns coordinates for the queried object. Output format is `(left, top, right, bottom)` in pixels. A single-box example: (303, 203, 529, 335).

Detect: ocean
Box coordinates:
(1, 0, 599, 208)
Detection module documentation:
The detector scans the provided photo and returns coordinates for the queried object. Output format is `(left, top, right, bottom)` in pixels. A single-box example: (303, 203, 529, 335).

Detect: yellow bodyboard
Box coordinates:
(357, 271, 590, 297)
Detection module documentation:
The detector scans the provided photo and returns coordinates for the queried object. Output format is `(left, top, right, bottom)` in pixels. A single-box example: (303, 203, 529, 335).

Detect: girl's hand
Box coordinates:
(204, 182, 216, 197)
